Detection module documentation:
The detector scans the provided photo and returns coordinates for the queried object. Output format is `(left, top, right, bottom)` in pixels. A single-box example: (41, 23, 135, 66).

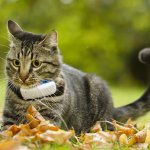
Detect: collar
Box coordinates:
(8, 81, 65, 101)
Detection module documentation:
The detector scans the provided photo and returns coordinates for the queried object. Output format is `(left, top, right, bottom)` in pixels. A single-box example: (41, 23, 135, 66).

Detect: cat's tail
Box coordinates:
(113, 48, 150, 122)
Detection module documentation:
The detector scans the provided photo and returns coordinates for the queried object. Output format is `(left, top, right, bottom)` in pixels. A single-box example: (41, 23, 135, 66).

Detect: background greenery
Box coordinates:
(0, 0, 150, 122)
(0, 0, 150, 84)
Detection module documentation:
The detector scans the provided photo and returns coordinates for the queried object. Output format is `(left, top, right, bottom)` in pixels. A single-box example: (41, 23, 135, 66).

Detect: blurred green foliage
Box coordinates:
(0, 0, 150, 84)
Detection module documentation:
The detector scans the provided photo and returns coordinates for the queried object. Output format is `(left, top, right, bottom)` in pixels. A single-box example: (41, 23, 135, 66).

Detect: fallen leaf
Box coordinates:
(0, 130, 13, 139)
(7, 125, 21, 135)
(0, 105, 149, 150)
(0, 140, 20, 150)
(134, 128, 147, 143)
(27, 105, 45, 121)
(145, 129, 150, 144)
(37, 130, 74, 144)
(119, 134, 128, 145)
(38, 124, 59, 132)
(128, 128, 147, 146)
(113, 120, 136, 136)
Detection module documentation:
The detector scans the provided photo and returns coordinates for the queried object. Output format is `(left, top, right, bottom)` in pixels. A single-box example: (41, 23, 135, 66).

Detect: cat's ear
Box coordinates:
(7, 20, 23, 45)
(40, 30, 58, 46)
(7, 20, 23, 36)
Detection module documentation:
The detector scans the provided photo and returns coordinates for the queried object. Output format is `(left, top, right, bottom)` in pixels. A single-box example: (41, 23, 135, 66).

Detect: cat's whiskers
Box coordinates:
(0, 56, 6, 62)
(8, 82, 16, 91)
(1, 76, 8, 79)
(0, 44, 9, 49)
(0, 77, 5, 82)
(0, 34, 10, 42)
(7, 83, 17, 98)
(3, 51, 9, 55)
(0, 70, 5, 75)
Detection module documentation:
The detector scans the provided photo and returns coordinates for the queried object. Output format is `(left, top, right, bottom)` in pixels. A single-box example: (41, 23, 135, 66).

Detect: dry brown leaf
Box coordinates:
(36, 130, 74, 144)
(27, 105, 45, 121)
(35, 133, 55, 143)
(28, 119, 40, 129)
(17, 124, 34, 136)
(119, 134, 128, 145)
(0, 140, 20, 150)
(134, 128, 147, 143)
(0, 130, 13, 139)
(26, 114, 41, 128)
(83, 132, 114, 150)
(38, 124, 59, 132)
(145, 129, 150, 144)
(128, 128, 147, 146)
(99, 131, 117, 142)
(124, 118, 136, 128)
(7, 124, 21, 135)
(83, 133, 107, 145)
(113, 120, 136, 135)
(1, 105, 149, 149)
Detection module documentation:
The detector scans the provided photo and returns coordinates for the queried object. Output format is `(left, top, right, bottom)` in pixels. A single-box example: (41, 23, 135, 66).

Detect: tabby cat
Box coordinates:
(2, 20, 150, 134)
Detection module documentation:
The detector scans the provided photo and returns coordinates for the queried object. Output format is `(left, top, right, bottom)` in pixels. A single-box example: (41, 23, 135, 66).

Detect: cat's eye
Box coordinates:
(13, 59, 20, 67)
(32, 60, 42, 68)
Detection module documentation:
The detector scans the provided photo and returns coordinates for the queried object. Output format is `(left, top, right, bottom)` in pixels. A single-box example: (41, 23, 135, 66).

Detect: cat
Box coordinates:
(2, 20, 150, 134)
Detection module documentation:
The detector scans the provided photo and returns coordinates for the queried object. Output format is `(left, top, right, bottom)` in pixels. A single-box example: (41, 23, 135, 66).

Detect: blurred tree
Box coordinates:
(0, 0, 150, 85)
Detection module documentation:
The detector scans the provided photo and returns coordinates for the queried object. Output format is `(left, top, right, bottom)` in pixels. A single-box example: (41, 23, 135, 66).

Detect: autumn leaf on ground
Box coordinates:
(0, 105, 150, 149)
(0, 140, 21, 150)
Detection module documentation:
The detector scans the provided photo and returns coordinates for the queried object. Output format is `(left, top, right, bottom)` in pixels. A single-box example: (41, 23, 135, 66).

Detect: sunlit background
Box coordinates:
(0, 0, 150, 123)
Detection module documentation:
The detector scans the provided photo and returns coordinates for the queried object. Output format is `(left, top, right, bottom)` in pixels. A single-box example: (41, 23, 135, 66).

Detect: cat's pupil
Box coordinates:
(34, 60, 39, 65)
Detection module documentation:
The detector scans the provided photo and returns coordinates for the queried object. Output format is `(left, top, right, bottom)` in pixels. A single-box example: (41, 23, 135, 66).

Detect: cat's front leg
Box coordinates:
(2, 110, 16, 129)
(2, 107, 26, 130)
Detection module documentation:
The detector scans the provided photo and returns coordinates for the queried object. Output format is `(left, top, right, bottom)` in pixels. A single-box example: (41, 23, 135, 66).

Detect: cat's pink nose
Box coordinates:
(19, 74, 29, 83)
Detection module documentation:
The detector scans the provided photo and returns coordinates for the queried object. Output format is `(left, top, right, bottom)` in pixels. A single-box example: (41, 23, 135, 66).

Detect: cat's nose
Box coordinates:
(19, 74, 29, 83)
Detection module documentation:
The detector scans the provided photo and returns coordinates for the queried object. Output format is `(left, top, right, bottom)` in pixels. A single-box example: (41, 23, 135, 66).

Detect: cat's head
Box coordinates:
(6, 20, 62, 88)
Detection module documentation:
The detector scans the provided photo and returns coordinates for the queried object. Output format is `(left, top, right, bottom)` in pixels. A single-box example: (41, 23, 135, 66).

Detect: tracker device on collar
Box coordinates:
(8, 80, 60, 100)
(20, 80, 56, 100)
